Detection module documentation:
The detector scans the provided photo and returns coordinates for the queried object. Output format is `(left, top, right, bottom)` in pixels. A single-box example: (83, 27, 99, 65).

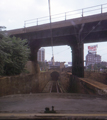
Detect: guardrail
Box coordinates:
(24, 3, 107, 27)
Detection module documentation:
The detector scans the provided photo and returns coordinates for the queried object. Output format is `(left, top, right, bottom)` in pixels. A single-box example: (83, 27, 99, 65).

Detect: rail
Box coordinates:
(24, 3, 107, 27)
(50, 81, 63, 93)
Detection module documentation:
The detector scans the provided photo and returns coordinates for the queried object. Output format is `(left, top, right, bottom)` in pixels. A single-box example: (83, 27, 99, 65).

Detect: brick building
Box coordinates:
(48, 61, 65, 69)
(86, 53, 101, 67)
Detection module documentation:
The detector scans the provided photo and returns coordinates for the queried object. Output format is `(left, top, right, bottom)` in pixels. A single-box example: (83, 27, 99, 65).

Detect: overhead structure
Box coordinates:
(8, 3, 107, 78)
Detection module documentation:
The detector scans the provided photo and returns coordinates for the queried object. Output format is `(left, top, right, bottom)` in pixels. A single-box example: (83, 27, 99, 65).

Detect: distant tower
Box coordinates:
(51, 56, 55, 65)
(37, 48, 45, 62)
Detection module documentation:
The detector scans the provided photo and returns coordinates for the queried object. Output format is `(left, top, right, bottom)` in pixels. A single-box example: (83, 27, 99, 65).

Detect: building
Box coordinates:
(86, 52, 101, 67)
(37, 48, 45, 62)
(68, 62, 72, 66)
(101, 61, 107, 67)
(48, 60, 65, 69)
(64, 62, 72, 68)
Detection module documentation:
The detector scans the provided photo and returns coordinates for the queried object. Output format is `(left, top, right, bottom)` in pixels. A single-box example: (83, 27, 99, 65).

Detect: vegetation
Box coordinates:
(87, 63, 107, 71)
(0, 34, 30, 76)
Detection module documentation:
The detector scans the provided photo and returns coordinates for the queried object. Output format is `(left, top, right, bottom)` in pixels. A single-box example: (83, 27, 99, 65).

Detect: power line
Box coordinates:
(45, 47, 71, 55)
(55, 48, 70, 55)
(48, 0, 54, 65)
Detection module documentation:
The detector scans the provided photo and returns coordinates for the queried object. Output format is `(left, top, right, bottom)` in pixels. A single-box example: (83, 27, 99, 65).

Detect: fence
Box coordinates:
(24, 3, 107, 27)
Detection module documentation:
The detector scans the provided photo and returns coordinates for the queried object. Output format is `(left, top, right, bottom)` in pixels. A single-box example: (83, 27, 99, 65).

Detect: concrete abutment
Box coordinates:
(70, 43, 84, 78)
(60, 72, 107, 95)
(0, 72, 51, 97)
(30, 46, 40, 75)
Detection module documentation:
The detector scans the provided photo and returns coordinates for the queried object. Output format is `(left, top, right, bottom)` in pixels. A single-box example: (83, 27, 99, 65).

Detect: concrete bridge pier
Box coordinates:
(71, 43, 84, 77)
(30, 47, 40, 75)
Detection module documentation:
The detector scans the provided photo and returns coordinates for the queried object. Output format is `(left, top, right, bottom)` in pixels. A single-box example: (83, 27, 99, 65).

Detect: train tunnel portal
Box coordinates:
(50, 71, 60, 81)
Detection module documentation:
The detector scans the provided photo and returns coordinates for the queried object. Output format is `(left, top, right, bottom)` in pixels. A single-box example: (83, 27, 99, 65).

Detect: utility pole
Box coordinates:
(48, 0, 54, 65)
(0, 26, 6, 31)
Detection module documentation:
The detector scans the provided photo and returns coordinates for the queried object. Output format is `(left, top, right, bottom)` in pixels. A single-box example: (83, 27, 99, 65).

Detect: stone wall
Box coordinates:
(68, 75, 96, 94)
(70, 75, 107, 95)
(38, 72, 51, 92)
(59, 72, 86, 93)
(60, 72, 107, 95)
(0, 72, 51, 97)
(25, 61, 35, 74)
(85, 71, 107, 85)
(59, 72, 70, 92)
(25, 61, 40, 74)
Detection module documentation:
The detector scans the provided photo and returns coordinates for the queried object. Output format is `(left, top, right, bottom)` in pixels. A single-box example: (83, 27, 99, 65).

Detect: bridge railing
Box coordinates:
(24, 3, 107, 27)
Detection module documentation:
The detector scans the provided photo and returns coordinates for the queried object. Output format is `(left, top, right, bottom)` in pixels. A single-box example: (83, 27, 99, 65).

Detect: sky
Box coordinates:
(0, 0, 107, 63)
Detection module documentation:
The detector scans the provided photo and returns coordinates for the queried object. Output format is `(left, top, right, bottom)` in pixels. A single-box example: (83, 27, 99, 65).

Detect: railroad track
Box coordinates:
(50, 81, 63, 93)
(42, 80, 64, 93)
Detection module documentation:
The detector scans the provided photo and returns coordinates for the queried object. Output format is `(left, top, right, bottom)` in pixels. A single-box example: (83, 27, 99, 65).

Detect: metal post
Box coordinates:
(24, 21, 26, 28)
(37, 18, 38, 26)
(24, 21, 26, 33)
(101, 5, 102, 14)
(48, 0, 54, 65)
(82, 9, 83, 17)
(65, 12, 66, 20)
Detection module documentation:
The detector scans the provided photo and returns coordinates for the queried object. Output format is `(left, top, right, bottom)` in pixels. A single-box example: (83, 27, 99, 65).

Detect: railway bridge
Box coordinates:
(7, 5, 107, 78)
(1, 4, 107, 119)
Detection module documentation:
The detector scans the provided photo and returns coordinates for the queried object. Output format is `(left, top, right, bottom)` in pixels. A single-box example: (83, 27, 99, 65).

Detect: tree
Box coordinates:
(93, 63, 107, 71)
(0, 36, 30, 75)
(87, 64, 92, 70)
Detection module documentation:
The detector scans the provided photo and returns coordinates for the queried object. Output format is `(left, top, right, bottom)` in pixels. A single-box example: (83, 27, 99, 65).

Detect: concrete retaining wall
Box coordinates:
(85, 71, 107, 85)
(38, 72, 51, 92)
(60, 72, 107, 95)
(59, 72, 70, 92)
(0, 72, 51, 97)
(69, 75, 97, 94)
(60, 73, 91, 94)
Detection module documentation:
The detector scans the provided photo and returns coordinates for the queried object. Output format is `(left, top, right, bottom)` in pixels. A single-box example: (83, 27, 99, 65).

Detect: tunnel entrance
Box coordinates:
(50, 71, 60, 81)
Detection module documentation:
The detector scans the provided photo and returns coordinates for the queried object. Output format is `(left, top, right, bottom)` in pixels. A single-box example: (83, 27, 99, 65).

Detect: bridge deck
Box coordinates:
(7, 12, 107, 35)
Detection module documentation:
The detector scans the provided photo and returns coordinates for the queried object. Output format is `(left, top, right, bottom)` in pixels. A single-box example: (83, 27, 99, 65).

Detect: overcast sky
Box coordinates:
(1, 0, 107, 63)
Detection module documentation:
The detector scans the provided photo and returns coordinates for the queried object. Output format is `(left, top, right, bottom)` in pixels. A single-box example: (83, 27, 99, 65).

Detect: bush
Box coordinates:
(0, 36, 30, 75)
